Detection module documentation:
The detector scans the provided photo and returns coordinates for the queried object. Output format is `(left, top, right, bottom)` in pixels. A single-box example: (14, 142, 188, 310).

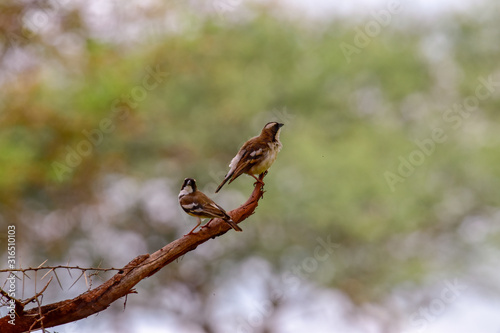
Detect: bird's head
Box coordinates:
(262, 122, 284, 141)
(179, 178, 197, 197)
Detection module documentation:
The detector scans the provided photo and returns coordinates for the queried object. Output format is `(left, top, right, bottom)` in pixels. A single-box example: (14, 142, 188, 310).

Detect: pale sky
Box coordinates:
(277, 0, 484, 18)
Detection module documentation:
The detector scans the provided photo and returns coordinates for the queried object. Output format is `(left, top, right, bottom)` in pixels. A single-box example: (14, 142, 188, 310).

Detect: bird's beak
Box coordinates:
(278, 123, 284, 128)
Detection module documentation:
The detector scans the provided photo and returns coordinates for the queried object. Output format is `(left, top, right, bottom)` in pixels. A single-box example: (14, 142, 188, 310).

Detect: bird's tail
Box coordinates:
(225, 219, 243, 232)
(215, 172, 233, 193)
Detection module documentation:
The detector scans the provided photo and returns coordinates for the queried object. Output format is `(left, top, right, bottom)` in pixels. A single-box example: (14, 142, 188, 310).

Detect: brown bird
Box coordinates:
(179, 178, 242, 234)
(215, 122, 284, 193)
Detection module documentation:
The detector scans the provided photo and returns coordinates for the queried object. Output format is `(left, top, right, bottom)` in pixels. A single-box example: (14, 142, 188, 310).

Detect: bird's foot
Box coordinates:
(186, 219, 202, 236)
(201, 218, 215, 229)
(252, 173, 266, 187)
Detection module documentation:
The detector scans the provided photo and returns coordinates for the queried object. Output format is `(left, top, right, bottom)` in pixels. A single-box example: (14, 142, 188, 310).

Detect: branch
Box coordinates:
(0, 175, 266, 333)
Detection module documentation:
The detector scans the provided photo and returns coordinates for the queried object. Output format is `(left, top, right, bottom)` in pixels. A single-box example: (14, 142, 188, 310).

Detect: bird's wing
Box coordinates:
(228, 141, 268, 183)
(197, 192, 230, 219)
(216, 137, 267, 192)
(179, 196, 204, 213)
(204, 203, 230, 219)
(216, 148, 247, 192)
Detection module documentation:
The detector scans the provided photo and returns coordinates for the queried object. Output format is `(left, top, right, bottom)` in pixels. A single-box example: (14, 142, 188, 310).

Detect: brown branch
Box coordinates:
(0, 175, 266, 333)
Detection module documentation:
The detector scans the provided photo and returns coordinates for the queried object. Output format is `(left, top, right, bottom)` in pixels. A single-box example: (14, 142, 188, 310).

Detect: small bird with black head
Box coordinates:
(179, 178, 242, 234)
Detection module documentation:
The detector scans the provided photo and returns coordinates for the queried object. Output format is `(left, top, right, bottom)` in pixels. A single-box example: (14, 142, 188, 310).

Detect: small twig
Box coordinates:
(0, 288, 23, 310)
(36, 296, 46, 333)
(23, 276, 52, 305)
(22, 270, 29, 300)
(29, 295, 47, 333)
(28, 317, 38, 332)
(0, 265, 124, 273)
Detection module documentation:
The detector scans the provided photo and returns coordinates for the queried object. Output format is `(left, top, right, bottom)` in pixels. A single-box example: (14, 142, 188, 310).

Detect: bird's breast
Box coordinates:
(248, 141, 282, 175)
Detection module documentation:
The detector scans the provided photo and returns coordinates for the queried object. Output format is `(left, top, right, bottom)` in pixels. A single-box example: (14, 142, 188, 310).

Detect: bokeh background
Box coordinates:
(1, 0, 500, 332)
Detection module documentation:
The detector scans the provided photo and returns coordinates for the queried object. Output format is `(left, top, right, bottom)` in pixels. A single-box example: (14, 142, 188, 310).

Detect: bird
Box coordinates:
(215, 122, 284, 193)
(178, 178, 243, 234)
